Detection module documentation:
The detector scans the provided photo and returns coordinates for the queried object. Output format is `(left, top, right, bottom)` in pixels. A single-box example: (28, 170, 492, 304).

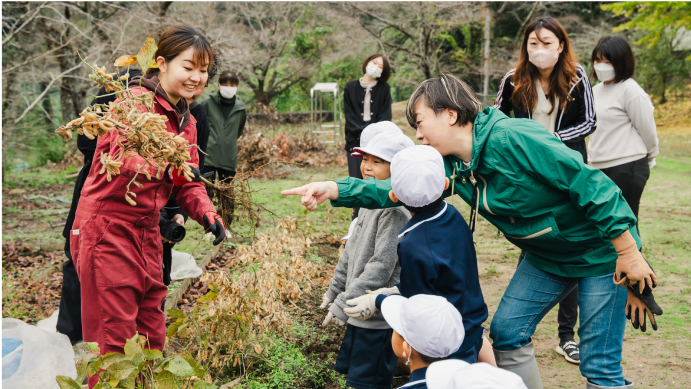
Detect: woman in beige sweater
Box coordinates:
(590, 36, 659, 236)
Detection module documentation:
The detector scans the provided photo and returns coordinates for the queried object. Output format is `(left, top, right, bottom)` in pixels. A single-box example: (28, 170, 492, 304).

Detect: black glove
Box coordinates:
(626, 258, 663, 332)
(203, 211, 225, 246)
(190, 165, 202, 182)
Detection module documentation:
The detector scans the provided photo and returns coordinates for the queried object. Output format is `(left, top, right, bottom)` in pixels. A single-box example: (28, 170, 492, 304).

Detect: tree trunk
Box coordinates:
(483, 2, 491, 107)
(40, 81, 54, 126)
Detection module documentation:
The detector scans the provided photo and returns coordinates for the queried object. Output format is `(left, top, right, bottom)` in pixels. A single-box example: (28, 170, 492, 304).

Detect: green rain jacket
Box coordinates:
(331, 107, 640, 278)
(201, 91, 247, 171)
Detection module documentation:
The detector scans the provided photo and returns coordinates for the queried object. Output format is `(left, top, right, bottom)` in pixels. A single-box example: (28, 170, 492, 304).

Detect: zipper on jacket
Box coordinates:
(506, 227, 553, 240)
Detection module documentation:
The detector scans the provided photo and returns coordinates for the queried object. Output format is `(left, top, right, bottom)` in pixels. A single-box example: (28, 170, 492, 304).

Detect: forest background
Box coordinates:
(2, 1, 690, 176)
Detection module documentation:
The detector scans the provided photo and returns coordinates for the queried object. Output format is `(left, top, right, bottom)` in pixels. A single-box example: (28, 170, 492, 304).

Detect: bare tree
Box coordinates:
(201, 2, 329, 111)
(341, 2, 480, 82)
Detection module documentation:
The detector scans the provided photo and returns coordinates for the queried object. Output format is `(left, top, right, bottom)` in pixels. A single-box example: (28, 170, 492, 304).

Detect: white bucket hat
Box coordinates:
(390, 145, 446, 208)
(426, 360, 528, 389)
(352, 121, 403, 157)
(353, 133, 415, 163)
(381, 294, 464, 359)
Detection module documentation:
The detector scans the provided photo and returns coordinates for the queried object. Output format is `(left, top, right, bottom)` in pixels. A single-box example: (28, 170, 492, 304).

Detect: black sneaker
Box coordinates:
(555, 340, 580, 364)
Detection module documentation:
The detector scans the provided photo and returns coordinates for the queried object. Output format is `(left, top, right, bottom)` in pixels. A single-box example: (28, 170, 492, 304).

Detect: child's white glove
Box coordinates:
(366, 286, 400, 296)
(319, 293, 333, 309)
(321, 312, 346, 327)
(344, 293, 378, 321)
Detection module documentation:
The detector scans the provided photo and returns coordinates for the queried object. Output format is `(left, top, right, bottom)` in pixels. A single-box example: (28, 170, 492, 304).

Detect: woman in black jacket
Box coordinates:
(492, 17, 597, 366)
(493, 17, 596, 162)
(343, 54, 393, 218)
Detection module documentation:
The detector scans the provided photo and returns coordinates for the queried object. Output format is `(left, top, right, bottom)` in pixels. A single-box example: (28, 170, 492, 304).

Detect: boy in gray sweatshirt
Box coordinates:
(320, 130, 414, 389)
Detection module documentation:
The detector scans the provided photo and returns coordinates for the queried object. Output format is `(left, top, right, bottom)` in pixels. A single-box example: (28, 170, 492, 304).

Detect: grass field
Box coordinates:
(2, 113, 689, 388)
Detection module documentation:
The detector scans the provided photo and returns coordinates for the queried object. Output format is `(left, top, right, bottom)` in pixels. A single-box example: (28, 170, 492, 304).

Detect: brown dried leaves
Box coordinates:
(175, 219, 320, 372)
(55, 61, 197, 206)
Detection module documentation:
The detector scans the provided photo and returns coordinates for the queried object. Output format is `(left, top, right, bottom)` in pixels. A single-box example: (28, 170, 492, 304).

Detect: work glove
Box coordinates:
(344, 293, 378, 321)
(319, 293, 333, 309)
(626, 287, 662, 332)
(165, 163, 202, 185)
(321, 311, 346, 328)
(203, 211, 226, 246)
(366, 286, 400, 297)
(648, 158, 656, 169)
(611, 230, 657, 293)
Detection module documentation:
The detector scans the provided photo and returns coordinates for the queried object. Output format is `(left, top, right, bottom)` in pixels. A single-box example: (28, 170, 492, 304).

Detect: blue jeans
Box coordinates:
(490, 260, 627, 387)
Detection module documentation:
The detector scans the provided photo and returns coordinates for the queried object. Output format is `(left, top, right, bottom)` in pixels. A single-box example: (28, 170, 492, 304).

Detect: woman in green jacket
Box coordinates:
(283, 74, 661, 389)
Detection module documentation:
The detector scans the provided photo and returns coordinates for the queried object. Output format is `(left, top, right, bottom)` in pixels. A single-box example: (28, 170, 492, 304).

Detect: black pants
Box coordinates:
(56, 257, 82, 343)
(346, 152, 363, 220)
(518, 251, 579, 342)
(161, 242, 175, 312)
(600, 157, 650, 235)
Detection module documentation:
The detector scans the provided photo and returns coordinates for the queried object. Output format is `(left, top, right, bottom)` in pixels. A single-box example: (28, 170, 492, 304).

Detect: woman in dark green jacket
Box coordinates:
(283, 74, 661, 389)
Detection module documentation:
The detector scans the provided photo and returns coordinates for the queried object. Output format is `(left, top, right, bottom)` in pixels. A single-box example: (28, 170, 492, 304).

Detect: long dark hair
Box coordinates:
(145, 25, 213, 78)
(511, 17, 578, 115)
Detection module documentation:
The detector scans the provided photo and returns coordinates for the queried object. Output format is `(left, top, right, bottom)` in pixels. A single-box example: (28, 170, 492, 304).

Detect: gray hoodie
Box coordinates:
(326, 207, 410, 329)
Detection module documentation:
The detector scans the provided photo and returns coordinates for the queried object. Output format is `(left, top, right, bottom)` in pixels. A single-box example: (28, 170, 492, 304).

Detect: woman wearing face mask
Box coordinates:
(493, 17, 596, 365)
(343, 54, 393, 218)
(589, 36, 658, 239)
(72, 26, 226, 387)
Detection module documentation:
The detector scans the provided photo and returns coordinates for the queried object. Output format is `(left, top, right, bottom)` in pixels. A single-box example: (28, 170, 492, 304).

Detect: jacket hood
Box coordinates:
(211, 91, 246, 112)
(448, 107, 508, 173)
(130, 75, 191, 130)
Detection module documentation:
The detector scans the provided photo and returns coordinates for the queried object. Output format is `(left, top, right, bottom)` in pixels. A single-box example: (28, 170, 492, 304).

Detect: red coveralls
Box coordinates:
(70, 86, 215, 386)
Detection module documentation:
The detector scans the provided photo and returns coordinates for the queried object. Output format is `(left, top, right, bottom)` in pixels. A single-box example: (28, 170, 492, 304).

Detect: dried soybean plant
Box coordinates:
(204, 165, 275, 236)
(167, 217, 320, 373)
(55, 36, 197, 206)
(54, 36, 257, 219)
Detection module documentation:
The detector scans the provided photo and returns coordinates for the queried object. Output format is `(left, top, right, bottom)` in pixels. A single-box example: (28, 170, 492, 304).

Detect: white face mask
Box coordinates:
(528, 49, 560, 69)
(594, 63, 616, 82)
(366, 62, 382, 79)
(219, 85, 237, 99)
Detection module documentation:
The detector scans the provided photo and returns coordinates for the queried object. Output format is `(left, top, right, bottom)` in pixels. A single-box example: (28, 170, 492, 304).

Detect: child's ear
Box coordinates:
(389, 190, 400, 203)
(444, 177, 450, 190)
(401, 340, 410, 359)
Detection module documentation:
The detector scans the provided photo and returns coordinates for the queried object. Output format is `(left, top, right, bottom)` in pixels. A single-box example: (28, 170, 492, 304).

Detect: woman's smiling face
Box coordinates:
(413, 99, 459, 157)
(158, 47, 209, 104)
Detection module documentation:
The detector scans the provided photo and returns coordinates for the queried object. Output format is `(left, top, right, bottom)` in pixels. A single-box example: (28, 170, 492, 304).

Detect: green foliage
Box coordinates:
(242, 337, 343, 389)
(604, 2, 691, 59)
(55, 334, 216, 389)
(632, 31, 691, 104)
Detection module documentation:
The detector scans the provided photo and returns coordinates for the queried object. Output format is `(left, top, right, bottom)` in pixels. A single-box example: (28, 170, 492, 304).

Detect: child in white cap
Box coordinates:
(426, 360, 527, 389)
(320, 132, 414, 389)
(344, 145, 492, 365)
(380, 294, 466, 389)
(348, 121, 404, 220)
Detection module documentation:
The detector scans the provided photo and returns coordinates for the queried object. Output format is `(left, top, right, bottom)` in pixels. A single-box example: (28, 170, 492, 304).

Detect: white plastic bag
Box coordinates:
(2, 318, 77, 389)
(36, 310, 60, 333)
(170, 250, 203, 280)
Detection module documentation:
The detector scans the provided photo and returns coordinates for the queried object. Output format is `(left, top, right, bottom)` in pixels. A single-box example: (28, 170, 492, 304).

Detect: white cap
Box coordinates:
(390, 145, 446, 208)
(353, 133, 415, 163)
(381, 295, 464, 359)
(352, 121, 403, 157)
(426, 361, 528, 389)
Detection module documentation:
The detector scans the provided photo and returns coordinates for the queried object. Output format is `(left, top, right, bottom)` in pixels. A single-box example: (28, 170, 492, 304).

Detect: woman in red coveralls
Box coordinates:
(71, 26, 225, 384)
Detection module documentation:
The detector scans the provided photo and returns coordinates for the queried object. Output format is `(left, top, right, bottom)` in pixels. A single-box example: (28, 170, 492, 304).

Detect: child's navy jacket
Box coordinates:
(376, 201, 488, 355)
